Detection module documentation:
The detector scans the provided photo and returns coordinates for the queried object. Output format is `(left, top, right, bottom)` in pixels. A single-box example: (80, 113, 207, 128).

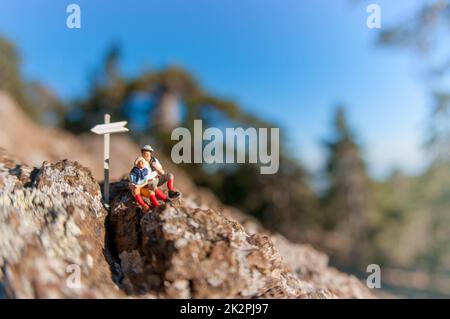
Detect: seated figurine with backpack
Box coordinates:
(129, 156, 170, 211)
(140, 145, 181, 199)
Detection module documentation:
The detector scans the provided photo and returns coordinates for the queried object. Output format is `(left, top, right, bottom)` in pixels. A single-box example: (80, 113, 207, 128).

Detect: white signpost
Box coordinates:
(91, 114, 129, 205)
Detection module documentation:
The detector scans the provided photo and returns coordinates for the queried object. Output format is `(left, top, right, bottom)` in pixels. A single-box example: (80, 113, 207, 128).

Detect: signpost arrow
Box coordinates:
(90, 114, 129, 206)
(90, 121, 129, 134)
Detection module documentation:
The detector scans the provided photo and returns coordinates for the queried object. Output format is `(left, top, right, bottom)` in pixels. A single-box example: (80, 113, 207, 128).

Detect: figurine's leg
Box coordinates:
(144, 182, 160, 208)
(158, 173, 180, 198)
(147, 190, 160, 208)
(155, 188, 168, 201)
(131, 185, 149, 211)
(166, 173, 175, 191)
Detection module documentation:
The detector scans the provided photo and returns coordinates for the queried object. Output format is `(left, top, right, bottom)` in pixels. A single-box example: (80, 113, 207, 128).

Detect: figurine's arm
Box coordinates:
(152, 160, 165, 175)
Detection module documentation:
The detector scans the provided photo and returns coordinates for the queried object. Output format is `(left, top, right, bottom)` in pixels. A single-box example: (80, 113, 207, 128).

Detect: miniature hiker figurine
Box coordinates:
(140, 144, 181, 199)
(129, 157, 169, 211)
(129, 157, 151, 211)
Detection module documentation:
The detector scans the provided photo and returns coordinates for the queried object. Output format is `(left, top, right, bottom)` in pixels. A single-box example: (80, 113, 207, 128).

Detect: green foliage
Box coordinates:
(208, 157, 319, 232)
(378, 1, 450, 54)
(0, 36, 22, 100)
(65, 45, 127, 132)
(24, 82, 66, 127)
(320, 107, 372, 232)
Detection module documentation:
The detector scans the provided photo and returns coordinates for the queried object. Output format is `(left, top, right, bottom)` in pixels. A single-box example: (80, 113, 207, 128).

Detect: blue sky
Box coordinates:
(0, 0, 436, 178)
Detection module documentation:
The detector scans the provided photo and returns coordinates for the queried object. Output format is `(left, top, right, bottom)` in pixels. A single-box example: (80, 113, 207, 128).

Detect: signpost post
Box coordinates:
(90, 114, 129, 206)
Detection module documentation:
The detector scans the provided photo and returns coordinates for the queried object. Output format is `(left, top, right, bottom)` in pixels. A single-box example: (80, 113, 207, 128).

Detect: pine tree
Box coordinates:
(321, 107, 373, 266)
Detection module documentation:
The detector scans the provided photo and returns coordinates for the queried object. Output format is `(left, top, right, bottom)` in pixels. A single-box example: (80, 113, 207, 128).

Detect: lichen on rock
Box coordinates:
(0, 151, 124, 298)
(108, 183, 374, 299)
(0, 149, 374, 299)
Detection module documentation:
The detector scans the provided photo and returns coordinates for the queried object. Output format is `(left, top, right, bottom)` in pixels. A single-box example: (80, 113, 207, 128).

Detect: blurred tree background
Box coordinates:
(373, 0, 450, 297)
(4, 0, 450, 298)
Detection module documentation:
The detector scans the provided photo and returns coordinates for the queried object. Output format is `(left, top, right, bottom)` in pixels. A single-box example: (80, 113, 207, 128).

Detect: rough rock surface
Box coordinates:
(0, 150, 374, 298)
(0, 150, 124, 298)
(109, 183, 374, 299)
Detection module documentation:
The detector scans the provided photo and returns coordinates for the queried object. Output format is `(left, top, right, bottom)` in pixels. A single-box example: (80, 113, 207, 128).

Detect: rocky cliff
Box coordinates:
(0, 149, 374, 299)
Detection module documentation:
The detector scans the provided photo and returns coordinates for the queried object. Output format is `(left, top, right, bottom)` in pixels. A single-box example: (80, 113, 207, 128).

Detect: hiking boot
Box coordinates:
(165, 196, 173, 203)
(168, 190, 181, 199)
